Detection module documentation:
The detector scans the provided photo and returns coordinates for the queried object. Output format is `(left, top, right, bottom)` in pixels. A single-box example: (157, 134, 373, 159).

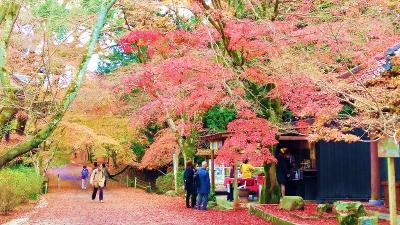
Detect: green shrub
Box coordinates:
(130, 142, 146, 162)
(203, 105, 237, 132)
(0, 166, 43, 214)
(155, 169, 184, 194)
(208, 191, 216, 202)
(145, 185, 152, 193)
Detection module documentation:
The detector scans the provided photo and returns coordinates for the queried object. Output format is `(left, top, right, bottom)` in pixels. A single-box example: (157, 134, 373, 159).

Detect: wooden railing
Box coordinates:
(125, 175, 152, 192)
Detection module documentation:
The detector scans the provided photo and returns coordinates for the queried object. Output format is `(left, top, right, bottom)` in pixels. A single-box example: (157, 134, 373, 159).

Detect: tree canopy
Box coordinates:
(0, 0, 399, 170)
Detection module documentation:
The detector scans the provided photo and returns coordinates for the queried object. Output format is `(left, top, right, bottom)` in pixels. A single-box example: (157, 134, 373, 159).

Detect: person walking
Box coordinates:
(183, 161, 196, 208)
(101, 163, 110, 188)
(81, 165, 89, 190)
(195, 161, 210, 210)
(90, 162, 106, 203)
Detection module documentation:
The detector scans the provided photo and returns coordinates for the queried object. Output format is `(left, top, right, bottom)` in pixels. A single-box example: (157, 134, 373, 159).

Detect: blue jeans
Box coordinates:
(196, 193, 208, 210)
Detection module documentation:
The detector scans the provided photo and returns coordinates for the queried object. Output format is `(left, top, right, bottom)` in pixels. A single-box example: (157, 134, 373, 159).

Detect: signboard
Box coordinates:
(210, 141, 223, 150)
(214, 167, 225, 184)
(378, 137, 400, 157)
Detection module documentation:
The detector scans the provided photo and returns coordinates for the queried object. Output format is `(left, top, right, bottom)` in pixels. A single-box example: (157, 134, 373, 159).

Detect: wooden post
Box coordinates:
(233, 160, 240, 209)
(370, 141, 381, 202)
(173, 153, 178, 192)
(57, 174, 60, 191)
(126, 175, 129, 187)
(387, 157, 397, 225)
(134, 177, 137, 188)
(211, 146, 215, 193)
(309, 142, 316, 169)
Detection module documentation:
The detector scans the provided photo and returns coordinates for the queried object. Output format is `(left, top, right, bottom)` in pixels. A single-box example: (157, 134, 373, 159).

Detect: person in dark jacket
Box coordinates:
(183, 160, 196, 208)
(195, 161, 210, 210)
(227, 161, 235, 201)
(276, 148, 290, 197)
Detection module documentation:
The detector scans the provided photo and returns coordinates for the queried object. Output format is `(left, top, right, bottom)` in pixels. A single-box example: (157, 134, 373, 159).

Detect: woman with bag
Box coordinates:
(90, 162, 106, 203)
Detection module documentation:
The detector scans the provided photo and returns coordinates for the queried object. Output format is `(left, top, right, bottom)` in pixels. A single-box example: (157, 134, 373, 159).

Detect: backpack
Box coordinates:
(81, 168, 89, 179)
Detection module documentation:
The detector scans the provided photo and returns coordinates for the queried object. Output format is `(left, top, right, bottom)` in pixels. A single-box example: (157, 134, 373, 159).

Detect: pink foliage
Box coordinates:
(119, 29, 211, 60)
(176, 119, 203, 137)
(130, 97, 175, 128)
(124, 55, 233, 128)
(119, 31, 163, 58)
(224, 20, 272, 60)
(241, 67, 273, 84)
(216, 109, 278, 166)
(294, 120, 312, 135)
(269, 75, 341, 118)
(140, 129, 179, 169)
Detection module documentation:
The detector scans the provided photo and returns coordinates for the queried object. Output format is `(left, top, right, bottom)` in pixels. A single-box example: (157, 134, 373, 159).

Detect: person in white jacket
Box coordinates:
(90, 162, 106, 203)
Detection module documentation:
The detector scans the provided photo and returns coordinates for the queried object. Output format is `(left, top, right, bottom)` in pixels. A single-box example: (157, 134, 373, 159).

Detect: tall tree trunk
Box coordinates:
(16, 111, 28, 135)
(271, 0, 279, 21)
(166, 116, 187, 165)
(166, 116, 187, 193)
(0, 0, 117, 168)
(233, 160, 240, 209)
(260, 148, 281, 203)
(260, 163, 272, 203)
(0, 1, 20, 138)
(111, 150, 118, 168)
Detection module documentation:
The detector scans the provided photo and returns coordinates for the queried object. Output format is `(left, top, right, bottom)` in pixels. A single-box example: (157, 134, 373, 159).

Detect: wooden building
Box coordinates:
(197, 131, 385, 203)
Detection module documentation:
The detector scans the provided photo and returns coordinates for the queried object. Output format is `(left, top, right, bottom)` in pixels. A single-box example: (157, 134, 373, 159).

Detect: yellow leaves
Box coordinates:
(53, 121, 119, 149)
(308, 127, 360, 143)
(385, 0, 400, 12)
(50, 120, 135, 164)
(121, 0, 177, 31)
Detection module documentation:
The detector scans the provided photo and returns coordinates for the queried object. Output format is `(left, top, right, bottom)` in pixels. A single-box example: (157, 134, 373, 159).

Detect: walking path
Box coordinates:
(3, 164, 269, 225)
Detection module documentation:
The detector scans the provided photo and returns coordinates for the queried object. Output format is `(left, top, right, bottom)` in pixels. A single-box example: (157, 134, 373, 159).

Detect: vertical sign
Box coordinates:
(378, 137, 400, 157)
(378, 137, 399, 225)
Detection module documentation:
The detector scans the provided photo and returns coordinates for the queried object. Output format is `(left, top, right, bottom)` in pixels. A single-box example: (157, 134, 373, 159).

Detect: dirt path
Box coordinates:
(3, 172, 270, 225)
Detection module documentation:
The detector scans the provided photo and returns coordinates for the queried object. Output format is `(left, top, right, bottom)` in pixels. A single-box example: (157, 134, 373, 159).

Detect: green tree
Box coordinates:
(0, 0, 20, 140)
(203, 105, 237, 132)
(0, 0, 117, 168)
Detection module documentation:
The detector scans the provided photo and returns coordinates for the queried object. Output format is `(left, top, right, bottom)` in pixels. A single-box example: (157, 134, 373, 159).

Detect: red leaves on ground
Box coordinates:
(258, 204, 390, 225)
(21, 184, 270, 225)
(258, 204, 337, 225)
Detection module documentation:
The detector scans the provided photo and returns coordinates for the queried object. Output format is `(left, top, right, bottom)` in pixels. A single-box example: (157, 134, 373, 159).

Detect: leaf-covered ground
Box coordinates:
(3, 184, 270, 225)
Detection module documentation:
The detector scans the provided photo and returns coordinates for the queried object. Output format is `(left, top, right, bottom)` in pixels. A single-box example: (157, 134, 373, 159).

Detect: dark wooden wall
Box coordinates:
(316, 141, 371, 201)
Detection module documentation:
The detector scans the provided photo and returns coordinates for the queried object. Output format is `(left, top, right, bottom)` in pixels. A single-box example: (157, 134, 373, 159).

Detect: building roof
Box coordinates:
(339, 41, 400, 82)
(196, 148, 219, 157)
(198, 132, 233, 141)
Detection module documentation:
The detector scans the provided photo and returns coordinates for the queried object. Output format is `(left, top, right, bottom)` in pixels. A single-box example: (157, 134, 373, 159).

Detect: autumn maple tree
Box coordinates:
(115, 0, 351, 201)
